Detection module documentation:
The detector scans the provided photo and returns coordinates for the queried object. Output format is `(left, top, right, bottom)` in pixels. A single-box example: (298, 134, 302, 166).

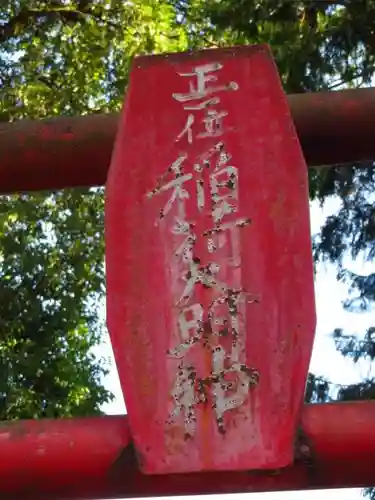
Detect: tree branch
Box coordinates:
(0, 5, 90, 44)
(328, 68, 372, 90)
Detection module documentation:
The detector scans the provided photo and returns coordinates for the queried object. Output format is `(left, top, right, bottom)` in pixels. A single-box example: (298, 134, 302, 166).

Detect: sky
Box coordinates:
(98, 196, 375, 500)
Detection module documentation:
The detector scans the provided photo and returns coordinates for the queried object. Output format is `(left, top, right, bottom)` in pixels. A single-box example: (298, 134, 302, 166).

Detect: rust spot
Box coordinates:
(108, 441, 141, 480)
(247, 467, 284, 477)
(294, 426, 315, 465)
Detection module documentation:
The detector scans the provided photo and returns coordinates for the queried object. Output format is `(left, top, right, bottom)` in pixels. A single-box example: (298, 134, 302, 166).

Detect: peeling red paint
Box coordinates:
(0, 403, 375, 499)
(1, 44, 374, 497)
(105, 44, 315, 475)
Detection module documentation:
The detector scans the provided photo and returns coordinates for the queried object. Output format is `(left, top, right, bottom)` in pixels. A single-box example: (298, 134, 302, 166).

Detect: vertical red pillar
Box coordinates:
(105, 45, 316, 474)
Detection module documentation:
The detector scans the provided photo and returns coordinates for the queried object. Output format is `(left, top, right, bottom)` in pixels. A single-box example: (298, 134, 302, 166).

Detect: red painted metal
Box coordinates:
(0, 43, 373, 497)
(1, 88, 375, 193)
(0, 403, 375, 499)
(105, 45, 316, 474)
(0, 416, 131, 498)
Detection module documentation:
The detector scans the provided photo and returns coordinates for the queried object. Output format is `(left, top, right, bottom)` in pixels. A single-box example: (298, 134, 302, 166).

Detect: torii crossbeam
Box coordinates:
(1, 44, 374, 500)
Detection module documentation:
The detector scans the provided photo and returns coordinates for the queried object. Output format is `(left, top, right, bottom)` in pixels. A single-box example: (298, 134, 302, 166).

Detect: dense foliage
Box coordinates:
(0, 0, 188, 419)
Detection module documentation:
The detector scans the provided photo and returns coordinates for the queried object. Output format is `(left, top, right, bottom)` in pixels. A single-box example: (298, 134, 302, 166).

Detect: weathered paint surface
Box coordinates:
(105, 44, 316, 474)
(146, 63, 259, 440)
(1, 403, 375, 498)
(1, 88, 375, 193)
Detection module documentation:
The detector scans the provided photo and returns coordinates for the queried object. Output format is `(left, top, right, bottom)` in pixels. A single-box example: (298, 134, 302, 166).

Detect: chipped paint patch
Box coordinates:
(147, 61, 259, 438)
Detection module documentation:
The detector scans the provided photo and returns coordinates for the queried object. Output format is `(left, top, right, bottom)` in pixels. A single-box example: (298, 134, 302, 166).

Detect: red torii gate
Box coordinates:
(2, 84, 375, 194)
(1, 44, 375, 499)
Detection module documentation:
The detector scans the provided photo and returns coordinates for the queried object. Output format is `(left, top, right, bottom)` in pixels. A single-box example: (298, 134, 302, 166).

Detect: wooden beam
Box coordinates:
(0, 88, 374, 193)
